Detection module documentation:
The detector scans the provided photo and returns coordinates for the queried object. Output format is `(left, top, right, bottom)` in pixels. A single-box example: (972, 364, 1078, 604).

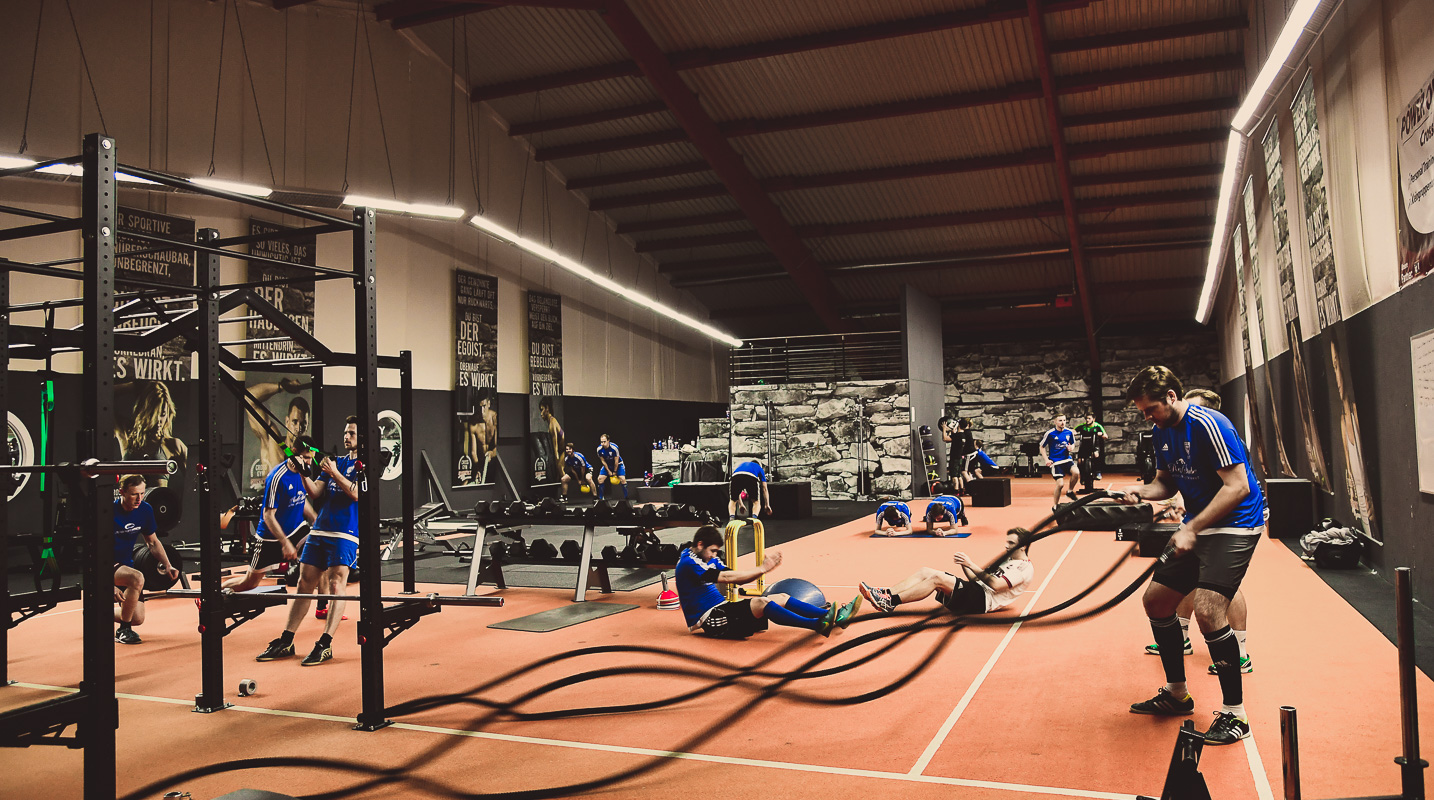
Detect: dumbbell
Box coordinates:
(600, 545, 619, 564)
(489, 541, 509, 563)
(529, 539, 558, 560)
(506, 500, 529, 518)
(538, 497, 564, 518)
(620, 545, 641, 565)
(637, 504, 659, 522)
(559, 540, 582, 562)
(613, 500, 634, 519)
(592, 501, 615, 521)
(506, 541, 528, 560)
(647, 543, 679, 565)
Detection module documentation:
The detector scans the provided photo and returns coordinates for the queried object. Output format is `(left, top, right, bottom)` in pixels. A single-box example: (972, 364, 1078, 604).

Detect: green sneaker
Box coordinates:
(835, 595, 862, 629)
(1208, 654, 1253, 674)
(1144, 639, 1193, 656)
(817, 604, 838, 638)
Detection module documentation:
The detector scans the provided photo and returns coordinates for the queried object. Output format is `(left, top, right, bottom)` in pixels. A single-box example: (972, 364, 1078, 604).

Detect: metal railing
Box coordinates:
(729, 331, 903, 385)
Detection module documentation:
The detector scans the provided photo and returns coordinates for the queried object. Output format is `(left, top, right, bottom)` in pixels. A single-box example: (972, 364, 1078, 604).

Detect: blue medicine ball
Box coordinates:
(765, 577, 826, 609)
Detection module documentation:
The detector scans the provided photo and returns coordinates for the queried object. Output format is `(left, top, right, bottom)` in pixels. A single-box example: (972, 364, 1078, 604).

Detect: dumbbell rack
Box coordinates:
(470, 503, 716, 602)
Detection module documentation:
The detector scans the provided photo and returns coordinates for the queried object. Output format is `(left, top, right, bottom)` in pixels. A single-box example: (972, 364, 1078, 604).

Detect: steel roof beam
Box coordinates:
(1028, 0, 1096, 369)
(601, 0, 847, 332)
(566, 160, 711, 190)
(509, 100, 669, 136)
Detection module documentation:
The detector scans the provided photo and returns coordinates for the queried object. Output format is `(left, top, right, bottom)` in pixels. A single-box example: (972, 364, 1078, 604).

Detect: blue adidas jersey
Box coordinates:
(596, 443, 622, 469)
(925, 495, 964, 521)
(564, 452, 592, 475)
(1151, 405, 1266, 529)
(1041, 428, 1074, 461)
(314, 456, 361, 535)
(733, 461, 767, 482)
(675, 548, 729, 627)
(255, 460, 308, 541)
(876, 500, 911, 524)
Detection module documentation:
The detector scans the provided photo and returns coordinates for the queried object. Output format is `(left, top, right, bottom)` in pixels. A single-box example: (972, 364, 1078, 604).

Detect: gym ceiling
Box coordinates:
(308, 0, 1243, 345)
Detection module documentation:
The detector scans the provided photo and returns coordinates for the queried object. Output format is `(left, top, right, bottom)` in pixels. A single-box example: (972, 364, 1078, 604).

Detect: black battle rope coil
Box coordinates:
(119, 492, 1157, 800)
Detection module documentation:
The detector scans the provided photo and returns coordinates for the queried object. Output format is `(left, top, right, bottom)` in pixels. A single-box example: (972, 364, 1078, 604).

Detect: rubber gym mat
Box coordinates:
(487, 600, 638, 632)
(867, 531, 971, 539)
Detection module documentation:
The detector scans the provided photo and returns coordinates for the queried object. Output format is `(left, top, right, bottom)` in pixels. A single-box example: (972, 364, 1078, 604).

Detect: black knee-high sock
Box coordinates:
(1149, 615, 1187, 685)
(1205, 625, 1243, 707)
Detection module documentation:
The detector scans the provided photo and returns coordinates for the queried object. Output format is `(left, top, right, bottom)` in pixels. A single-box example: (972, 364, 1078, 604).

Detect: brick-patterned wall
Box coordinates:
(942, 332, 1220, 467)
(727, 380, 912, 500)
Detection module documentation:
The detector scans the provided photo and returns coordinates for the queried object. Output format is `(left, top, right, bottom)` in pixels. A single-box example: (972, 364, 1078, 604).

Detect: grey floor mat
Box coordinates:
(488, 601, 637, 632)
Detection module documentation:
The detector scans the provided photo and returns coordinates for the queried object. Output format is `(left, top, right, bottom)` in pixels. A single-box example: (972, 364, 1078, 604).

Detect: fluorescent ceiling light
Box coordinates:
(189, 176, 272, 198)
(469, 214, 744, 348)
(1195, 132, 1247, 325)
(1, 154, 157, 184)
(343, 194, 464, 219)
(1231, 0, 1326, 132)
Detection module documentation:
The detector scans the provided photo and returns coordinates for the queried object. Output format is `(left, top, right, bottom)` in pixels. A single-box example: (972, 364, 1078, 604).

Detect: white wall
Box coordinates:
(0, 0, 723, 400)
(1216, 0, 1434, 374)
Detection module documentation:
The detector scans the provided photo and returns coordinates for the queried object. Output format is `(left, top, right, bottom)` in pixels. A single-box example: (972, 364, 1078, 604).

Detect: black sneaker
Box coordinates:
(1129, 687, 1195, 716)
(859, 581, 896, 613)
(256, 638, 295, 662)
(1201, 711, 1250, 745)
(115, 627, 142, 645)
(302, 642, 333, 666)
(1066, 490, 1079, 502)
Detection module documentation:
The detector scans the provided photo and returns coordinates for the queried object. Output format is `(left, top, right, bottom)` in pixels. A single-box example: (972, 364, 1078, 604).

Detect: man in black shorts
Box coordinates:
(858, 528, 1033, 616)
(1117, 366, 1267, 746)
(728, 459, 770, 519)
(675, 525, 860, 639)
(223, 445, 316, 593)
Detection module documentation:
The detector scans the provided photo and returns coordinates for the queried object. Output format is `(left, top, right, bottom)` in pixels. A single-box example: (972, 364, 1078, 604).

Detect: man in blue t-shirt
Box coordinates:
(257, 418, 364, 667)
(113, 474, 178, 644)
(923, 494, 968, 534)
(675, 525, 859, 639)
(1117, 366, 1268, 747)
(729, 459, 771, 519)
(223, 448, 316, 594)
(594, 434, 627, 500)
(872, 499, 912, 536)
(560, 442, 596, 500)
(1040, 414, 1080, 512)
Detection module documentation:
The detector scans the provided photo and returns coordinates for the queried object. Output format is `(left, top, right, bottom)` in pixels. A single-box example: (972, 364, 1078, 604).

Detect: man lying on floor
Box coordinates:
(924, 494, 969, 534)
(676, 524, 861, 639)
(859, 528, 1034, 615)
(873, 499, 913, 535)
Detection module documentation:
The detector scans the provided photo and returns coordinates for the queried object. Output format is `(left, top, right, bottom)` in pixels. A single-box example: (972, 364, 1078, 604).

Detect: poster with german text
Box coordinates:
(246, 219, 316, 362)
(455, 271, 497, 485)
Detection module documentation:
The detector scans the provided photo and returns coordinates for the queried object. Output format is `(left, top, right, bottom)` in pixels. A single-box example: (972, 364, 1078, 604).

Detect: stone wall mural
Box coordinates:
(942, 332, 1220, 468)
(723, 380, 912, 500)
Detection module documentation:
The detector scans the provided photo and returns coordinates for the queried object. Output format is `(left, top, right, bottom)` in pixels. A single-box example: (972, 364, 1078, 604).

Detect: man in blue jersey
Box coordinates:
(1117, 366, 1267, 746)
(223, 446, 316, 594)
(675, 525, 860, 639)
(923, 494, 968, 534)
(560, 442, 597, 500)
(1040, 414, 1080, 512)
(962, 439, 999, 481)
(872, 499, 912, 535)
(594, 434, 627, 500)
(256, 417, 363, 667)
(112, 475, 179, 644)
(728, 459, 771, 519)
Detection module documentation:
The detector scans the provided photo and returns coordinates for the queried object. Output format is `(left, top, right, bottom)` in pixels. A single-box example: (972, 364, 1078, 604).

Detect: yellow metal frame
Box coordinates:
(723, 518, 766, 601)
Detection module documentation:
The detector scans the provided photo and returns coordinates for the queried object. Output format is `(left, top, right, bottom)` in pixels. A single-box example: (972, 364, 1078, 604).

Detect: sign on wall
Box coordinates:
(527, 291, 562, 397)
(454, 271, 497, 485)
(115, 207, 195, 382)
(1291, 75, 1341, 330)
(1397, 66, 1434, 287)
(240, 372, 313, 494)
(246, 219, 317, 361)
(1242, 177, 1295, 476)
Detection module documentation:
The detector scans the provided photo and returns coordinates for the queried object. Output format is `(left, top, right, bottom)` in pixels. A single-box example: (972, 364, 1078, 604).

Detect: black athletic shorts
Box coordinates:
(1150, 531, 1259, 600)
(699, 600, 769, 639)
(938, 574, 988, 615)
(730, 473, 761, 503)
(250, 526, 310, 573)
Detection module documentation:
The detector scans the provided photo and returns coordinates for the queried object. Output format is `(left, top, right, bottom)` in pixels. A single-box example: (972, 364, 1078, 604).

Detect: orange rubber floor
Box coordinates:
(3, 476, 1429, 800)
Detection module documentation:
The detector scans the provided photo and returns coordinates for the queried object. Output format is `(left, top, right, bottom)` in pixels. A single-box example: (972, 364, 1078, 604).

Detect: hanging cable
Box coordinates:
(61, 0, 109, 135)
(461, 14, 484, 214)
(340, 1, 363, 193)
(446, 19, 457, 206)
(206, 0, 230, 176)
(229, 0, 278, 186)
(17, 0, 46, 154)
(358, 1, 399, 199)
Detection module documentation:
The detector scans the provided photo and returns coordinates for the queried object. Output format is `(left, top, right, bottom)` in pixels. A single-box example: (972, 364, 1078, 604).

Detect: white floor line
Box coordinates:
(11, 679, 1137, 800)
(1244, 732, 1276, 800)
(907, 530, 1085, 776)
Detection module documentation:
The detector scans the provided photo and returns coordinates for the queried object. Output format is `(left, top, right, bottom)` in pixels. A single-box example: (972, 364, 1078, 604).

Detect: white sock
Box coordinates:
(1165, 681, 1188, 698)
(1221, 703, 1246, 720)
(1178, 616, 1191, 640)
(1234, 629, 1247, 658)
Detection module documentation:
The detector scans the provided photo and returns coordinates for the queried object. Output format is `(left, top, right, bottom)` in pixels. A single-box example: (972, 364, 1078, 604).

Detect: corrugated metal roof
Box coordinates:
(808, 219, 1069, 264)
(773, 164, 1058, 227)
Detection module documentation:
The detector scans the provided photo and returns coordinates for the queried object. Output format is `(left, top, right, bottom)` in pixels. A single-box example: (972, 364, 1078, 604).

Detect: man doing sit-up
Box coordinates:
(860, 528, 1034, 615)
(675, 525, 860, 639)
